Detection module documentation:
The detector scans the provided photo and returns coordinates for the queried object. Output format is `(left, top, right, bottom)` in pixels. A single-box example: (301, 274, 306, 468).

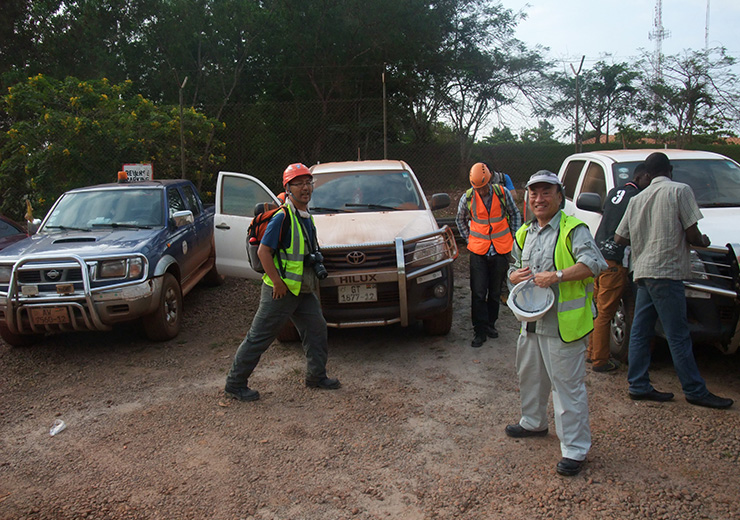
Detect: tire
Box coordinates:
(276, 321, 300, 343)
(610, 296, 634, 362)
(143, 273, 183, 341)
(0, 323, 40, 347)
(423, 304, 453, 336)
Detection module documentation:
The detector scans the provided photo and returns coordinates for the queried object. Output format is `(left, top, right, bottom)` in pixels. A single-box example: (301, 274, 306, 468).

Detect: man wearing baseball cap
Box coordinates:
(506, 170, 606, 476)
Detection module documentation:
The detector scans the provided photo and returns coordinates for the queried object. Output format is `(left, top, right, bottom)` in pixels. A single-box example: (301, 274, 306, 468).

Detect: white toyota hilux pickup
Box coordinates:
(556, 149, 740, 359)
(214, 160, 458, 337)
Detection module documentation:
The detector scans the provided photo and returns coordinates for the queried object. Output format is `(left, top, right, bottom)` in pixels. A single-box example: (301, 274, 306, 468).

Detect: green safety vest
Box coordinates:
(515, 212, 595, 343)
(262, 204, 311, 296)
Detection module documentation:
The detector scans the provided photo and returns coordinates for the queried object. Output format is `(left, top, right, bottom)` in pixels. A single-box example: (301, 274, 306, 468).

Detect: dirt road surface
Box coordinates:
(2, 251, 739, 519)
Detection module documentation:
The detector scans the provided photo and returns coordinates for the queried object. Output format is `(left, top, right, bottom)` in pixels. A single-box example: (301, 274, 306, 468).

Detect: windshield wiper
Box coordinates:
(345, 203, 398, 211)
(91, 222, 153, 229)
(45, 225, 91, 232)
(310, 206, 353, 213)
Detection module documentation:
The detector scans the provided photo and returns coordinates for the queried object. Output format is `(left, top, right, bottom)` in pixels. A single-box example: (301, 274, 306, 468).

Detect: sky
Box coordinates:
(511, 0, 739, 69)
(495, 0, 740, 134)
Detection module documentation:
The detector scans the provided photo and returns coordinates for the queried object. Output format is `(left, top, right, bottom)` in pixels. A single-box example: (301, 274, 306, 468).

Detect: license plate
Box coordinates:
(30, 307, 70, 325)
(338, 284, 377, 303)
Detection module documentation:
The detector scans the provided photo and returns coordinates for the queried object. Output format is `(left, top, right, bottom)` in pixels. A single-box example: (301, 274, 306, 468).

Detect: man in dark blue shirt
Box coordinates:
(587, 163, 649, 372)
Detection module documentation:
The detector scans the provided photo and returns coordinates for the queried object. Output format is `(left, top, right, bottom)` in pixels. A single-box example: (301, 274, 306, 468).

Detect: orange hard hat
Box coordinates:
(282, 163, 312, 186)
(469, 163, 491, 189)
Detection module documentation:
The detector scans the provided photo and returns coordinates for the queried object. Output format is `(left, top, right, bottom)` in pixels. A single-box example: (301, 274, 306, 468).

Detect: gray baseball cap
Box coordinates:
(525, 170, 563, 189)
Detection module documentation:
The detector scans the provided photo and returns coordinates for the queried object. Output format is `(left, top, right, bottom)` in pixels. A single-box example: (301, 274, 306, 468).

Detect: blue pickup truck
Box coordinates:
(0, 179, 220, 346)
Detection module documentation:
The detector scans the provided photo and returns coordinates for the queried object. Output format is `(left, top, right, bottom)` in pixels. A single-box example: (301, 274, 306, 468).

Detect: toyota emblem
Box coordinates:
(346, 251, 365, 265)
(46, 269, 61, 280)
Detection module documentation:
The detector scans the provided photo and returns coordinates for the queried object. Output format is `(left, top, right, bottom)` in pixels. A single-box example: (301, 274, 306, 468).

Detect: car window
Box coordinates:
(310, 170, 422, 213)
(611, 159, 740, 208)
(581, 162, 607, 207)
(0, 220, 21, 238)
(182, 185, 202, 216)
(167, 187, 187, 217)
(561, 160, 585, 200)
(43, 189, 164, 229)
(220, 175, 278, 217)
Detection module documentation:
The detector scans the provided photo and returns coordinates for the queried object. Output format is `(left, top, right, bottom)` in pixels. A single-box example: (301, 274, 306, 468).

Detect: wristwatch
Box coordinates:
(556, 270, 563, 283)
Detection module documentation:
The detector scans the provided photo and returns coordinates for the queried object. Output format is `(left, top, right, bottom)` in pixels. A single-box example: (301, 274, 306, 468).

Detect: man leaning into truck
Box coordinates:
(614, 152, 732, 409)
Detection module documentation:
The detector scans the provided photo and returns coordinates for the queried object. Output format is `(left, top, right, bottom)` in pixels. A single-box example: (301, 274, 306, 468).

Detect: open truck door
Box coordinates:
(214, 171, 281, 279)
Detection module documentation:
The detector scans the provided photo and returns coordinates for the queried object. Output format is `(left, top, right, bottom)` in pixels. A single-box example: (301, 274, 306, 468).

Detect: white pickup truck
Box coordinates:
(556, 149, 740, 359)
(213, 160, 458, 336)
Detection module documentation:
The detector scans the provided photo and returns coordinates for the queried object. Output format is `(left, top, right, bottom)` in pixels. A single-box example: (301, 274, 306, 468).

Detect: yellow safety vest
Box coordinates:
(515, 212, 595, 343)
(262, 204, 311, 296)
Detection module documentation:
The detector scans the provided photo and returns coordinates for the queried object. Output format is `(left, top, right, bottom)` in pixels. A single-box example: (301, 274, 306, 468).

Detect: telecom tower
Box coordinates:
(648, 0, 670, 81)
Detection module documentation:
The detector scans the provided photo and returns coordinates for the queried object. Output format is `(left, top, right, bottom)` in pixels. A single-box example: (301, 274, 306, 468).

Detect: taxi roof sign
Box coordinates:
(122, 163, 153, 182)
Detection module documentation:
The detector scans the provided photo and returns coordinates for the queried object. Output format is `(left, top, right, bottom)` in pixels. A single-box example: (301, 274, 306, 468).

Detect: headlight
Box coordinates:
(409, 237, 445, 267)
(0, 265, 11, 283)
(99, 259, 127, 278)
(98, 258, 145, 280)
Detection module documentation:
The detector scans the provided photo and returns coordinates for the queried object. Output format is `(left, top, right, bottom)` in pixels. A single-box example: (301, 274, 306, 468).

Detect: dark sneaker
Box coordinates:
(306, 377, 341, 390)
(556, 457, 583, 476)
(224, 385, 260, 402)
(504, 423, 548, 438)
(686, 392, 733, 409)
(487, 326, 499, 339)
(629, 389, 674, 402)
(592, 359, 619, 373)
(471, 333, 487, 348)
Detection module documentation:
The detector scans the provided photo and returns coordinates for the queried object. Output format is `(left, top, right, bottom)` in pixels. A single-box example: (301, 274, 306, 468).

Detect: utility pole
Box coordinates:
(570, 56, 585, 153)
(179, 76, 188, 179)
(382, 65, 388, 160)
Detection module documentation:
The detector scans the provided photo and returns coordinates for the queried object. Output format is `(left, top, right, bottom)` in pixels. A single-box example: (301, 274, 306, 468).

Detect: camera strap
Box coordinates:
(296, 214, 319, 254)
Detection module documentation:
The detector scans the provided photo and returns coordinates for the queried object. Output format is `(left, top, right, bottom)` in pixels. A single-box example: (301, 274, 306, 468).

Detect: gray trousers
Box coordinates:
(516, 330, 591, 461)
(226, 283, 329, 388)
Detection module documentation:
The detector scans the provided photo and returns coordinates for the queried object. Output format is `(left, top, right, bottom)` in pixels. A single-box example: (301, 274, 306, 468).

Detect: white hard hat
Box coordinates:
(507, 279, 555, 322)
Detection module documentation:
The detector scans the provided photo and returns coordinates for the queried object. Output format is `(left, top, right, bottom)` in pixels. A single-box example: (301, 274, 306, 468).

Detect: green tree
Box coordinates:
(481, 126, 519, 144)
(520, 120, 557, 143)
(637, 47, 740, 146)
(0, 75, 224, 219)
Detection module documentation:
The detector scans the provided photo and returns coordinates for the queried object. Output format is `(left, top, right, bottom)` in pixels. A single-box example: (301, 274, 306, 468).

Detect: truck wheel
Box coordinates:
(143, 273, 183, 341)
(423, 304, 453, 336)
(610, 297, 633, 362)
(276, 321, 300, 343)
(0, 323, 40, 347)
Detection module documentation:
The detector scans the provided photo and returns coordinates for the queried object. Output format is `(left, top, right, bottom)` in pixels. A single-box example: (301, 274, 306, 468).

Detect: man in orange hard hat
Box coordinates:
(225, 163, 340, 401)
(456, 162, 521, 348)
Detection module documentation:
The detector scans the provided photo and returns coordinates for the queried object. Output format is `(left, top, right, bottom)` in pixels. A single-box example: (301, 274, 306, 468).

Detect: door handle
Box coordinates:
(215, 223, 230, 230)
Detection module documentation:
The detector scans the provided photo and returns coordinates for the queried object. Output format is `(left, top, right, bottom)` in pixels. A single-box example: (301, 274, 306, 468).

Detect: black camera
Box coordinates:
(305, 251, 328, 280)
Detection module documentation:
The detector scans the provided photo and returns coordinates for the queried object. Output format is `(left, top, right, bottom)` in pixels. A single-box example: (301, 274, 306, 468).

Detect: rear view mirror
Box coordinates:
(576, 192, 603, 213)
(430, 193, 451, 211)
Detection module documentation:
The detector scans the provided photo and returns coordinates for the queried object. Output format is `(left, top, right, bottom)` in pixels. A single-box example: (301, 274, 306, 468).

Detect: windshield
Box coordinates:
(611, 159, 740, 207)
(309, 170, 423, 213)
(42, 188, 164, 231)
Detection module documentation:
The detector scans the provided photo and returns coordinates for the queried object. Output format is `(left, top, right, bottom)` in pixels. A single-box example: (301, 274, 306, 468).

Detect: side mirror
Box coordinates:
(430, 193, 451, 211)
(27, 218, 42, 235)
(171, 210, 194, 227)
(576, 192, 603, 213)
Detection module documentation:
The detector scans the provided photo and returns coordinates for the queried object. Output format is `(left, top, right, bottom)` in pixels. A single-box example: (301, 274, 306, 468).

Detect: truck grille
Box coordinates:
(322, 248, 397, 269)
(18, 268, 84, 284)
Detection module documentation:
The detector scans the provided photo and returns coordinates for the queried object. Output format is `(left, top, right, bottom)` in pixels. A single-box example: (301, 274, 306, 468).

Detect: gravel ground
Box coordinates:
(1, 249, 739, 520)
